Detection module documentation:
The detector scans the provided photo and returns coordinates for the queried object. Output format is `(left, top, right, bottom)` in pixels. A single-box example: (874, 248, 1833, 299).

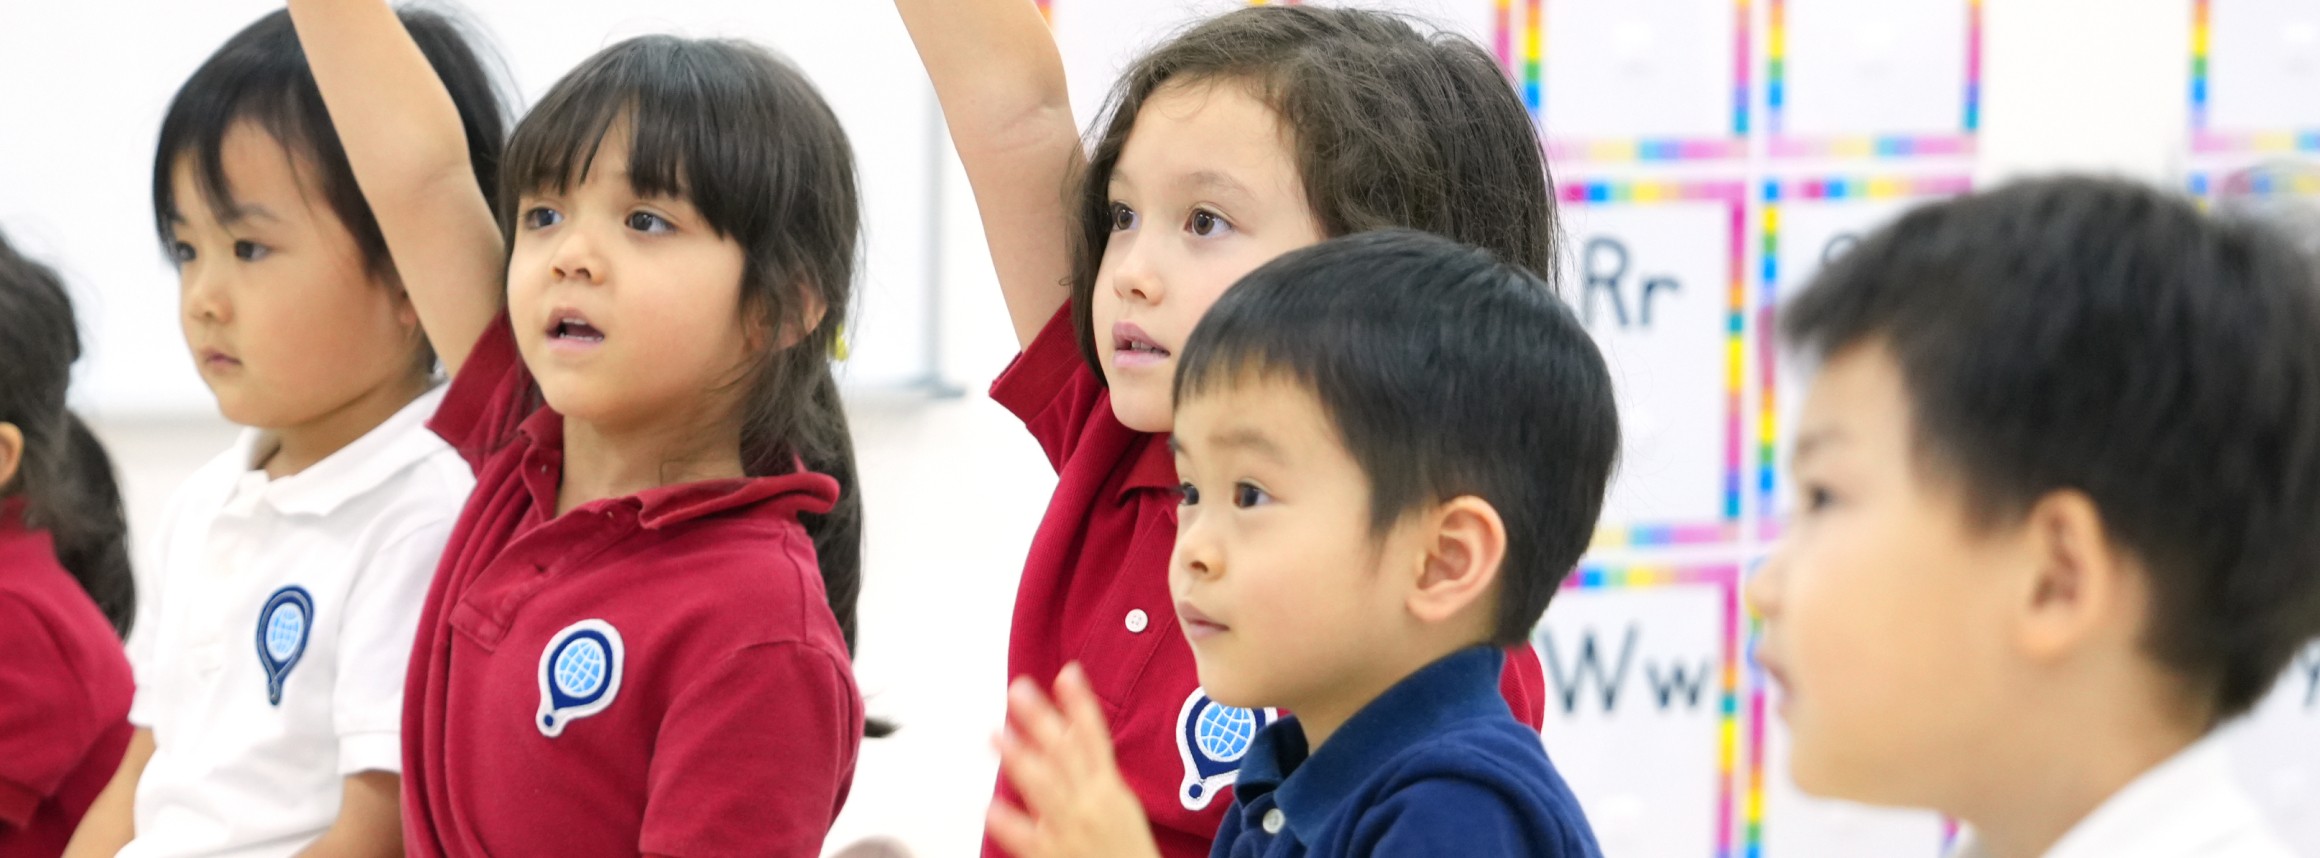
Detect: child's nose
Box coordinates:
(1745, 547, 1788, 620)
(550, 225, 606, 284)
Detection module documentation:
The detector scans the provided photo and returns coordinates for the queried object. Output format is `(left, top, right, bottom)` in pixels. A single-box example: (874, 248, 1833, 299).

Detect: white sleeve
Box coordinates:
(330, 517, 452, 775)
(124, 487, 186, 729)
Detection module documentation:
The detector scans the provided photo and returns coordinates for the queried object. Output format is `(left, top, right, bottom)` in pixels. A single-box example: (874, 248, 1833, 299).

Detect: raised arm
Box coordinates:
(896, 0, 1083, 348)
(289, 0, 502, 376)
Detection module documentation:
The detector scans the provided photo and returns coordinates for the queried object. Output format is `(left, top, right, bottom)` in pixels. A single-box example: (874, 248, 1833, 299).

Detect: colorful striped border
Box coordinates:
(1557, 180, 1747, 548)
(1754, 175, 1971, 541)
(1513, 0, 1753, 163)
(2189, 167, 2320, 198)
(1560, 563, 1745, 858)
(2191, 0, 2320, 154)
(1765, 0, 1981, 159)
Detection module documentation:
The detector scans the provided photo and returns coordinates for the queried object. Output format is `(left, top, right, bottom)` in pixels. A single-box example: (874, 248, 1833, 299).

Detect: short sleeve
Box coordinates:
(639, 642, 862, 858)
(124, 493, 178, 730)
(331, 521, 455, 775)
(989, 302, 1105, 473)
(0, 597, 98, 827)
(1353, 778, 1589, 857)
(428, 311, 539, 471)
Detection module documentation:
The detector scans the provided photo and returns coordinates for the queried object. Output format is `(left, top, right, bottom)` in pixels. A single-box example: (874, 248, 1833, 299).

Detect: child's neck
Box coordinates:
(556, 411, 746, 516)
(261, 372, 431, 479)
(1288, 639, 1470, 751)
(1950, 689, 2208, 858)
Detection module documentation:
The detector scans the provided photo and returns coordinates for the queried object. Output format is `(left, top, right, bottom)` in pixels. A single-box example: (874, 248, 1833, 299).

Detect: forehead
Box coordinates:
(1112, 79, 1299, 196)
(170, 120, 323, 224)
(1176, 371, 1341, 455)
(1796, 342, 1914, 461)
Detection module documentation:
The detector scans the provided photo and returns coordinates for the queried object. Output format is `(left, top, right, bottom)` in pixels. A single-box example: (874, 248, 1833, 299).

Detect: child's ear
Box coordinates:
(1407, 496, 1507, 626)
(0, 422, 23, 490)
(758, 284, 831, 353)
(2012, 489, 2136, 661)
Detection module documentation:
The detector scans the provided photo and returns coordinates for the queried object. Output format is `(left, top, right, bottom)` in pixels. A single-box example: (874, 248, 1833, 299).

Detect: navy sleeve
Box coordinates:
(1206, 801, 1249, 858)
(1349, 778, 1600, 858)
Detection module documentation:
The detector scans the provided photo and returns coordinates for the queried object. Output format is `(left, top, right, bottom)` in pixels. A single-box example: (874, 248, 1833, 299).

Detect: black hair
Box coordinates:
(152, 7, 508, 369)
(1782, 175, 2320, 720)
(0, 231, 136, 636)
(1175, 229, 1618, 643)
(1070, 5, 1557, 376)
(502, 36, 875, 719)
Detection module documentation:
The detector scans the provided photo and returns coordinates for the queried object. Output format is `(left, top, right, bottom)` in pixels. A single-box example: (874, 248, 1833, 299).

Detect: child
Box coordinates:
(0, 231, 136, 858)
(291, 2, 873, 853)
(991, 229, 1616, 857)
(1752, 176, 2320, 858)
(894, 4, 1556, 852)
(64, 10, 499, 858)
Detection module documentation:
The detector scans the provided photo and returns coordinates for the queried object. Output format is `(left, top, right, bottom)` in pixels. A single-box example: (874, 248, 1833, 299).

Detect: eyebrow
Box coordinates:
(1792, 427, 1847, 465)
(218, 202, 281, 227)
(1179, 170, 1254, 200)
(1207, 427, 1289, 463)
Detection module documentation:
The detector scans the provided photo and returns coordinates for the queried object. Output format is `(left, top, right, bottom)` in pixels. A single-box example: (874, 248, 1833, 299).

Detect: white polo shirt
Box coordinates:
(122, 385, 470, 858)
(1949, 732, 2296, 858)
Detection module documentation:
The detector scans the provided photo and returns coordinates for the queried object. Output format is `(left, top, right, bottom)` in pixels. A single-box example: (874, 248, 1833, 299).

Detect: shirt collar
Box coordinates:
(510, 405, 840, 529)
(1118, 429, 1178, 501)
(1236, 646, 1511, 840)
(235, 384, 451, 518)
(1949, 732, 2283, 858)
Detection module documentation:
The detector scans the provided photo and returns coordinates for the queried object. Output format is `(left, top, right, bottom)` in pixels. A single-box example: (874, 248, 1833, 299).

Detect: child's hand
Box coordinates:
(987, 663, 1161, 858)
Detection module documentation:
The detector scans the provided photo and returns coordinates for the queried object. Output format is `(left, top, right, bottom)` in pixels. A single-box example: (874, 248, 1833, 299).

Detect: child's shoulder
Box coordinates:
(1353, 715, 1600, 855)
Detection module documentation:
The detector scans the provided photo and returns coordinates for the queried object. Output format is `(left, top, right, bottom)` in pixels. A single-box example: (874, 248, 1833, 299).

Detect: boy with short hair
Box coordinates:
(989, 229, 1618, 857)
(1752, 176, 2320, 858)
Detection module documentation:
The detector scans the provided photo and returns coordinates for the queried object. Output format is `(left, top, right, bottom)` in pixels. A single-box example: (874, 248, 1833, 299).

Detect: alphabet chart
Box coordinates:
(2193, 0, 2320, 155)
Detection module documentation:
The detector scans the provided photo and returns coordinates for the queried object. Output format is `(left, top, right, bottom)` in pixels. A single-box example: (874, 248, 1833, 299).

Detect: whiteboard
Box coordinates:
(0, 0, 941, 418)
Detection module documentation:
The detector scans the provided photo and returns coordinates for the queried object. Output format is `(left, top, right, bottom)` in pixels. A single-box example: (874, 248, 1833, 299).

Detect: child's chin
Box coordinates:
(1105, 388, 1175, 434)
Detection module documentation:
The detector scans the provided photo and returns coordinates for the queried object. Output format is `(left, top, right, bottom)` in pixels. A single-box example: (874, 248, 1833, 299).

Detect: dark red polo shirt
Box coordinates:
(983, 306, 1546, 858)
(0, 499, 133, 858)
(401, 314, 863, 858)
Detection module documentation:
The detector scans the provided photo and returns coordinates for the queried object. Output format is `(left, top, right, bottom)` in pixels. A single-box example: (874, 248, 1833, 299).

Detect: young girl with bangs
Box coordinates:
(289, 2, 872, 855)
(895, 3, 1562, 855)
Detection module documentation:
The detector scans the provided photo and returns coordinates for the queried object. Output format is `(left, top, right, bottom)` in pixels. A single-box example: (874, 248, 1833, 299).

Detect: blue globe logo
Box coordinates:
(1195, 704, 1258, 763)
(554, 638, 609, 698)
(264, 608, 305, 661)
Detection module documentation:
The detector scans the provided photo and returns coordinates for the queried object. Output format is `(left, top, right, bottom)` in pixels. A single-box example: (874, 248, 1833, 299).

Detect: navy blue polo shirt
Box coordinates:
(1210, 647, 1603, 858)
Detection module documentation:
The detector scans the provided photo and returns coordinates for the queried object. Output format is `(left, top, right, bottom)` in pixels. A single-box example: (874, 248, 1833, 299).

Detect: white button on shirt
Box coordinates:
(1948, 733, 2296, 858)
(121, 386, 471, 858)
(1126, 608, 1149, 633)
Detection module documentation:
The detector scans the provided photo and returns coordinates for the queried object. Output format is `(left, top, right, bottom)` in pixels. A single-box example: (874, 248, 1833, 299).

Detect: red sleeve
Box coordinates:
(1500, 643, 1546, 731)
(639, 642, 863, 858)
(989, 302, 1106, 474)
(427, 311, 539, 471)
(0, 597, 99, 829)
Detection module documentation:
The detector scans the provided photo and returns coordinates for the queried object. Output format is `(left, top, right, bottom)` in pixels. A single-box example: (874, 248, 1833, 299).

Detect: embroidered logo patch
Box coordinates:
(1175, 687, 1278, 811)
(537, 619, 624, 737)
(255, 585, 314, 706)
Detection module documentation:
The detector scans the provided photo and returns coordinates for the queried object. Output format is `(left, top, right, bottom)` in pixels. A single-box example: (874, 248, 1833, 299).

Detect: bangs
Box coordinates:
(502, 35, 820, 245)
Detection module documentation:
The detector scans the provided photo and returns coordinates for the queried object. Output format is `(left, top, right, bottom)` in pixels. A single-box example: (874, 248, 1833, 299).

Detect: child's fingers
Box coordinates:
(985, 800, 1045, 858)
(1005, 674, 1073, 754)
(994, 728, 1069, 816)
(1053, 663, 1117, 766)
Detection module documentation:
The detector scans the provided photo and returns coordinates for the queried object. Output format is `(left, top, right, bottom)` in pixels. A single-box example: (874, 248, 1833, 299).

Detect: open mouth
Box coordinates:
(549, 314, 605, 344)
(1112, 322, 1170, 365)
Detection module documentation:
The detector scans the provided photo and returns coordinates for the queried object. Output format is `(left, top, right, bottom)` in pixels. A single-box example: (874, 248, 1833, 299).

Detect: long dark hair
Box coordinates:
(0, 232, 136, 636)
(500, 37, 871, 693)
(1068, 5, 1558, 375)
(153, 7, 509, 370)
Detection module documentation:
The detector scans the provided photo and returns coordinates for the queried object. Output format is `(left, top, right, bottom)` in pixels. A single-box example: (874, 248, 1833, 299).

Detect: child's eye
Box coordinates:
(1802, 484, 1836, 512)
(1232, 482, 1270, 509)
(626, 211, 673, 234)
(232, 240, 269, 262)
(522, 207, 563, 230)
(1177, 482, 1200, 507)
(169, 242, 196, 263)
(1109, 202, 1138, 233)
(1187, 208, 1234, 238)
